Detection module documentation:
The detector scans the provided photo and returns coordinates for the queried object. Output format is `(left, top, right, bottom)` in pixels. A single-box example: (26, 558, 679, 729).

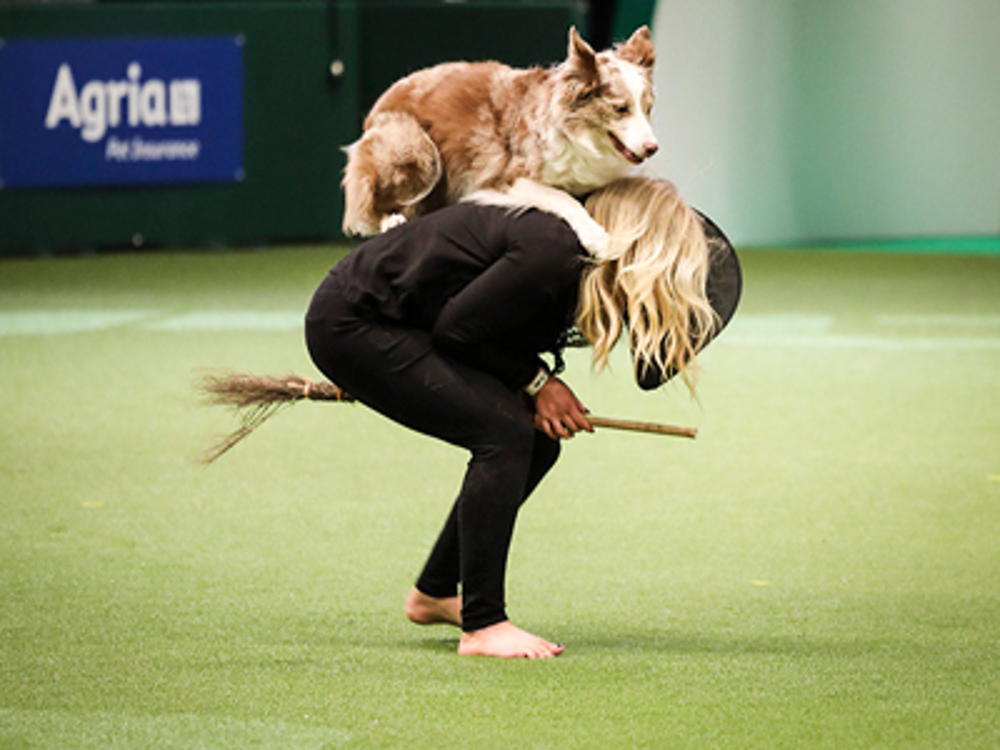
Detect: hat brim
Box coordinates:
(699, 210, 743, 345)
(635, 211, 742, 390)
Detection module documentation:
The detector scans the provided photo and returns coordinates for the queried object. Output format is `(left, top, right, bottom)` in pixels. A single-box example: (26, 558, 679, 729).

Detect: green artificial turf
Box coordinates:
(1, 246, 998, 748)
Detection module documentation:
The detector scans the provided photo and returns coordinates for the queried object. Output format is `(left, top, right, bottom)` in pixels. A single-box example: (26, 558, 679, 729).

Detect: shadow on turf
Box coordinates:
(399, 632, 895, 659)
(568, 631, 913, 657)
(411, 637, 460, 654)
(280, 616, 919, 659)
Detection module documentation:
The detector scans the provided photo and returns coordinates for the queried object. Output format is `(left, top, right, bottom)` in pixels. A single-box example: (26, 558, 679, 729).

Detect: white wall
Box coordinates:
(648, 0, 1000, 245)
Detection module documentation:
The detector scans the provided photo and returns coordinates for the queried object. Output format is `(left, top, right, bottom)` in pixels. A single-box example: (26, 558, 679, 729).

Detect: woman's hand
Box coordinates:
(532, 376, 593, 440)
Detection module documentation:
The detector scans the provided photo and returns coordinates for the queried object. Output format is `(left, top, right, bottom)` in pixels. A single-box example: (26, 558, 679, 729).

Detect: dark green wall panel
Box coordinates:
(0, 1, 585, 254)
(0, 3, 357, 252)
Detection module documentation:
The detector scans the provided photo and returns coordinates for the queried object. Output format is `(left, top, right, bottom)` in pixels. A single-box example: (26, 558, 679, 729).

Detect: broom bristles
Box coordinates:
(198, 371, 353, 464)
(200, 371, 352, 407)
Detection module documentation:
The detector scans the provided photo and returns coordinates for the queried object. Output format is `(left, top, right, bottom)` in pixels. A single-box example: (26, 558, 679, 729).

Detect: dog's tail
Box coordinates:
(342, 112, 443, 236)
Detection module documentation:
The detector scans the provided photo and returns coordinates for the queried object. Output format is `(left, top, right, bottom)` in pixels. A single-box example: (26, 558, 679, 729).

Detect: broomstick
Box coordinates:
(198, 371, 696, 464)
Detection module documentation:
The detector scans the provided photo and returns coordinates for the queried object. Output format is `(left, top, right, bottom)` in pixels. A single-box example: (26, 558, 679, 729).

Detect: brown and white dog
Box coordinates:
(340, 26, 657, 258)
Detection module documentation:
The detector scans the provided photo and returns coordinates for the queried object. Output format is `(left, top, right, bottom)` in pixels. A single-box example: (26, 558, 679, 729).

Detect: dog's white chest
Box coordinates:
(540, 136, 634, 196)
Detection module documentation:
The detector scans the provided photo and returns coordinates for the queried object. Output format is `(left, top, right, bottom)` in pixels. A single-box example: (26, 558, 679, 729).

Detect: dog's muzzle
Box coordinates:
(609, 132, 657, 164)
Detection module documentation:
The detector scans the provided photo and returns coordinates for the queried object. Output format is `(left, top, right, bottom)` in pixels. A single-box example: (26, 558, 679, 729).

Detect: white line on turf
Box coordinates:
(2, 310, 999, 351)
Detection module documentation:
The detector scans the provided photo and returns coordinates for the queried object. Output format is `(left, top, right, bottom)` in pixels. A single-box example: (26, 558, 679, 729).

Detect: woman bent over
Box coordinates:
(304, 177, 741, 658)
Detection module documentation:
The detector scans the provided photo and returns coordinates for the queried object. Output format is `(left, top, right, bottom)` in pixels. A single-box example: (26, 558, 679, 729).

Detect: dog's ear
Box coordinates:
(565, 26, 599, 81)
(615, 25, 656, 69)
(564, 26, 601, 100)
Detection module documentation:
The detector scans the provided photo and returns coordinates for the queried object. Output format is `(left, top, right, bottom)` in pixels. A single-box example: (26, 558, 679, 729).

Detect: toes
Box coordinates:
(525, 640, 564, 659)
(458, 623, 565, 658)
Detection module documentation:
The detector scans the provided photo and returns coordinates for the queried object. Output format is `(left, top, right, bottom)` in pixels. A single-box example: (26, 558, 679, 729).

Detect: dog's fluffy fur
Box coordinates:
(341, 26, 657, 258)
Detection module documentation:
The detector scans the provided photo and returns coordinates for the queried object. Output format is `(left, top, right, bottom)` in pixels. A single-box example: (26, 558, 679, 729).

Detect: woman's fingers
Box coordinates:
(535, 411, 591, 440)
(566, 404, 594, 434)
(532, 376, 593, 439)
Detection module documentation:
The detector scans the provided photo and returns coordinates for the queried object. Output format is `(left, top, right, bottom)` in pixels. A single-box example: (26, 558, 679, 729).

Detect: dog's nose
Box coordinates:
(643, 141, 659, 158)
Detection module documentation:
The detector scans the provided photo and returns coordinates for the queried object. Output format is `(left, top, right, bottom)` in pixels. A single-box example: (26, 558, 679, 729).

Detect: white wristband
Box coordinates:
(523, 366, 549, 397)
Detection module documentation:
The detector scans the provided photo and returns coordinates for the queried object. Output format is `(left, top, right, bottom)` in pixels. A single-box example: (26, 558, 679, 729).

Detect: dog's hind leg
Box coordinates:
(342, 112, 442, 236)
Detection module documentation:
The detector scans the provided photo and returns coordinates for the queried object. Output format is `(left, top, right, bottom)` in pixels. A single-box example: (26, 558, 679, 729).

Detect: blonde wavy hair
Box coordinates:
(577, 177, 717, 392)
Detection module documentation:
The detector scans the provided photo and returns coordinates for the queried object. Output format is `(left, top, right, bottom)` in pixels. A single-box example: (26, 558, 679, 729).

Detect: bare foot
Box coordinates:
(405, 587, 462, 627)
(457, 621, 565, 659)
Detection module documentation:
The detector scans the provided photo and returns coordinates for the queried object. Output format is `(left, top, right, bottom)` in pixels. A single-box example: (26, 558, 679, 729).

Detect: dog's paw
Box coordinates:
(379, 213, 407, 233)
(574, 221, 612, 259)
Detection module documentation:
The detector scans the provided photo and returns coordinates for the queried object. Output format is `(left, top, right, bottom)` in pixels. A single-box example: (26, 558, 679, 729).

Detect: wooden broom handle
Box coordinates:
(588, 415, 697, 439)
(302, 382, 696, 437)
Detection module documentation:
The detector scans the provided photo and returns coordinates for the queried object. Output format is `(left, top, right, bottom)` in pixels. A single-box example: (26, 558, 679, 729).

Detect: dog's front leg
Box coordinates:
(508, 179, 612, 259)
(467, 178, 612, 259)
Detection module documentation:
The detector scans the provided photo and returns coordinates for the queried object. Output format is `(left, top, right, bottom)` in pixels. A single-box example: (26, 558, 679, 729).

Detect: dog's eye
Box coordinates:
(614, 104, 630, 116)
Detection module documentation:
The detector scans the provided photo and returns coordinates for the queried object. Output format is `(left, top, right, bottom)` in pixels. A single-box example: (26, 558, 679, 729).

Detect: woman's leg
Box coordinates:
(307, 315, 562, 642)
(413, 434, 560, 611)
(406, 434, 559, 630)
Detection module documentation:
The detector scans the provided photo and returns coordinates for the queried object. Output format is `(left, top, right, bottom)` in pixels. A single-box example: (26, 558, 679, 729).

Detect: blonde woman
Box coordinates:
(305, 177, 741, 659)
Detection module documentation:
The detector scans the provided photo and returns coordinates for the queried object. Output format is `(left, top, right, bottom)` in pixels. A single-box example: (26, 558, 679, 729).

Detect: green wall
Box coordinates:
(650, 0, 1000, 246)
(1, 2, 349, 253)
(0, 1, 585, 254)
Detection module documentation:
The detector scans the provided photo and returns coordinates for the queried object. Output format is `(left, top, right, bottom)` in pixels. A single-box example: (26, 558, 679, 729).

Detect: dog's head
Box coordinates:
(557, 26, 658, 166)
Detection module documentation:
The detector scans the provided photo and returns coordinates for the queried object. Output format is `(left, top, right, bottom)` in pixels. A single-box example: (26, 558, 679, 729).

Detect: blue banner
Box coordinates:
(0, 37, 244, 189)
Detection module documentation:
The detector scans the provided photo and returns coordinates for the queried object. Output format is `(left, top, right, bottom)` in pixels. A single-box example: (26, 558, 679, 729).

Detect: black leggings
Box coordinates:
(305, 275, 560, 632)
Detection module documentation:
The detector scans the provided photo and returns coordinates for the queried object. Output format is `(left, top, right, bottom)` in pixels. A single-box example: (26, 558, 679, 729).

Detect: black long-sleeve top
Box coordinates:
(329, 203, 584, 391)
(324, 201, 741, 392)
